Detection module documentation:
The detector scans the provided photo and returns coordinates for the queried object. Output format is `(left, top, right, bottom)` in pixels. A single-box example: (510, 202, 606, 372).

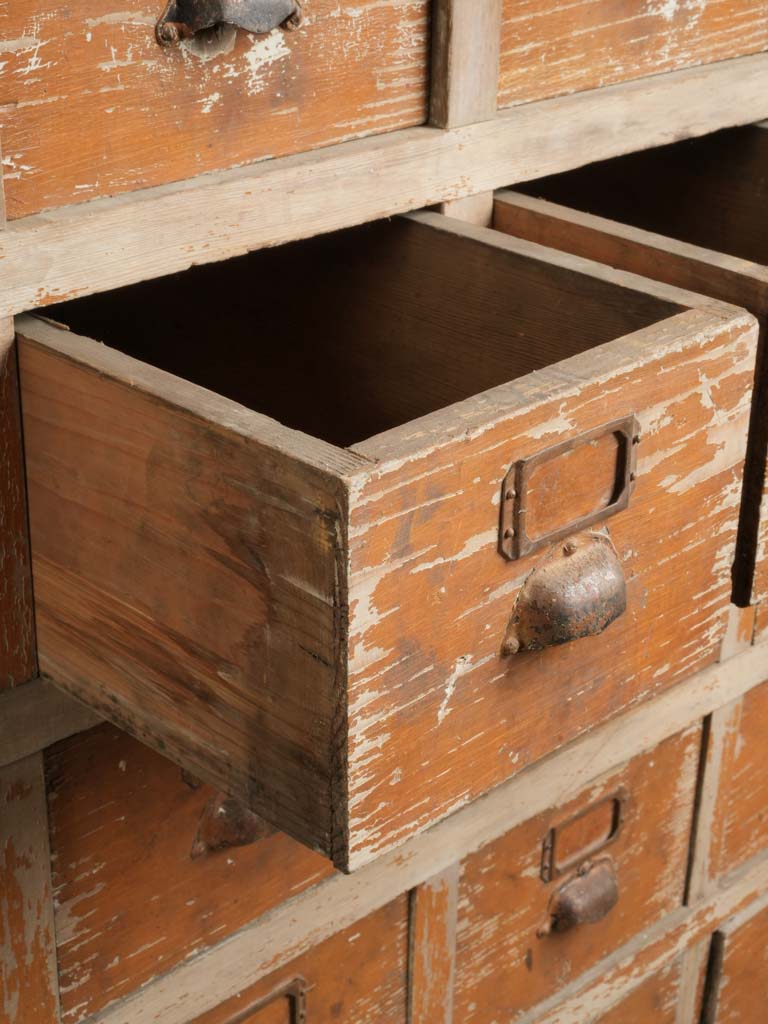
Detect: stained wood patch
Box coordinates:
(0, 754, 60, 1023)
(499, 0, 768, 109)
(0, 1, 429, 219)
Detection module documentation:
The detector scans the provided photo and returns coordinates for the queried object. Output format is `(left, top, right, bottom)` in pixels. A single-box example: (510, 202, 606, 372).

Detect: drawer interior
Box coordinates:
(43, 215, 683, 449)
(516, 125, 768, 266)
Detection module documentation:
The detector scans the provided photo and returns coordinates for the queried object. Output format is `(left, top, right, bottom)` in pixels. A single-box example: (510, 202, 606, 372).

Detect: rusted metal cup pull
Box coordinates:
(538, 859, 619, 937)
(502, 531, 626, 656)
(156, 0, 302, 45)
(191, 792, 276, 859)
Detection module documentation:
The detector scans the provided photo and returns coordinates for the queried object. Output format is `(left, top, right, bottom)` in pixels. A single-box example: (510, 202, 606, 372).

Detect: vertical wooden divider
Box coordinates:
(0, 754, 61, 1023)
(407, 864, 460, 1024)
(431, 0, 502, 224)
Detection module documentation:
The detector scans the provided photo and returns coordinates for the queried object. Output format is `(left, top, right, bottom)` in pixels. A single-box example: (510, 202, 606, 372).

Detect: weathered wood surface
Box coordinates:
(345, 217, 756, 866)
(0, 754, 60, 1023)
(692, 679, 768, 896)
(430, 0, 502, 129)
(46, 724, 334, 1022)
(499, 0, 768, 109)
(408, 867, 458, 1024)
(19, 213, 755, 867)
(2, 52, 768, 319)
(700, 893, 768, 1022)
(84, 639, 768, 1024)
(501, 126, 768, 610)
(187, 897, 409, 1024)
(0, 677, 101, 768)
(583, 958, 682, 1023)
(18, 309, 370, 862)
(454, 727, 701, 1020)
(0, 1, 429, 220)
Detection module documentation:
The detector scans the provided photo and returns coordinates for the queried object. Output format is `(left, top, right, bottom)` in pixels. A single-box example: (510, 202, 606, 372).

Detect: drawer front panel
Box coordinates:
(187, 897, 410, 1024)
(496, 125, 768, 616)
(0, 1, 429, 220)
(453, 727, 701, 1021)
(46, 724, 333, 1022)
(499, 0, 768, 109)
(18, 214, 756, 868)
(592, 962, 682, 1024)
(706, 678, 768, 882)
(702, 898, 768, 1022)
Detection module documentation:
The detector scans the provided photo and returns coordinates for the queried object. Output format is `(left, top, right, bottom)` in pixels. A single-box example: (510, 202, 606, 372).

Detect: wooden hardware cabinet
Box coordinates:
(3, 1, 768, 1021)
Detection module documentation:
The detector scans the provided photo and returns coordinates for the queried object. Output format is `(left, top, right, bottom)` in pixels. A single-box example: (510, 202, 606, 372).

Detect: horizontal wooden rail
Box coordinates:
(1, 52, 768, 320)
(0, 678, 101, 769)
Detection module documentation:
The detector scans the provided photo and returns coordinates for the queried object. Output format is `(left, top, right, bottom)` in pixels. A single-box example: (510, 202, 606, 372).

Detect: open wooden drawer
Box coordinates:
(17, 213, 757, 869)
(495, 124, 768, 626)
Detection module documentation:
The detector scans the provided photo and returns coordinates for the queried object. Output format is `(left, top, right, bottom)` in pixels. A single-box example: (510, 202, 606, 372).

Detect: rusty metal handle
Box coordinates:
(156, 0, 302, 45)
(501, 530, 626, 656)
(538, 859, 619, 937)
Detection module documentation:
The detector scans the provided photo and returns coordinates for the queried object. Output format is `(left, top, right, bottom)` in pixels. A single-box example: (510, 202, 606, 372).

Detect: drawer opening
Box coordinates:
(41, 214, 683, 449)
(512, 125, 768, 267)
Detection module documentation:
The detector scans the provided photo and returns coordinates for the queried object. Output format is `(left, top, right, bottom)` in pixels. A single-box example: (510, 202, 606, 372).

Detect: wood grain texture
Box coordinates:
(79, 639, 768, 1024)
(187, 897, 409, 1024)
(19, 213, 756, 868)
(0, 677, 100, 768)
(17, 313, 370, 863)
(0, 754, 60, 1023)
(700, 894, 768, 1023)
(503, 125, 768, 610)
(0, 327, 35, 690)
(584, 959, 682, 1024)
(499, 0, 768, 109)
(2, 51, 768, 320)
(453, 727, 701, 1021)
(0, 1, 429, 220)
(408, 867, 458, 1024)
(46, 723, 334, 1023)
(344, 217, 756, 867)
(430, 0, 502, 128)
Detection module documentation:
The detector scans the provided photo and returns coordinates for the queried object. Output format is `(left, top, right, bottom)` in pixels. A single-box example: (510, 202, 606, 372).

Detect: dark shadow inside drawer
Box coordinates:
(516, 124, 768, 266)
(42, 214, 682, 448)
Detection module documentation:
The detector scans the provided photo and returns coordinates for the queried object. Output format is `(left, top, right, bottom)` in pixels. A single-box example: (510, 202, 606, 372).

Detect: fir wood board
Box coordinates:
(0, 0, 429, 220)
(499, 0, 768, 109)
(17, 212, 757, 869)
(2, 52, 768, 319)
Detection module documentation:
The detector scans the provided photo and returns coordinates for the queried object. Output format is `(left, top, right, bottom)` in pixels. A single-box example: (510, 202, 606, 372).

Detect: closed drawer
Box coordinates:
(46, 724, 334, 1022)
(454, 726, 701, 1022)
(494, 124, 768, 624)
(499, 1, 768, 109)
(186, 896, 409, 1024)
(700, 897, 768, 1022)
(703, 677, 768, 885)
(0, 1, 429, 220)
(17, 212, 756, 869)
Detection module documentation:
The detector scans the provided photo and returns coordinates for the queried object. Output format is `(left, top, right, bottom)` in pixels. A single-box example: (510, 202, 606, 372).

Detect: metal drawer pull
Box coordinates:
(191, 791, 276, 859)
(538, 859, 619, 937)
(501, 530, 626, 655)
(156, 0, 302, 45)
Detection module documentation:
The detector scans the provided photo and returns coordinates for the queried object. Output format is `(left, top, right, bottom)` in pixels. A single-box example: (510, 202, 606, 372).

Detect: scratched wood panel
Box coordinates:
(47, 723, 334, 1023)
(0, 754, 60, 1023)
(408, 866, 458, 1024)
(188, 896, 409, 1024)
(18, 214, 755, 868)
(452, 727, 700, 1021)
(499, 0, 768, 109)
(701, 896, 768, 1022)
(0, 334, 36, 690)
(0, 1, 429, 220)
(592, 962, 681, 1023)
(703, 679, 768, 885)
(501, 125, 768, 610)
